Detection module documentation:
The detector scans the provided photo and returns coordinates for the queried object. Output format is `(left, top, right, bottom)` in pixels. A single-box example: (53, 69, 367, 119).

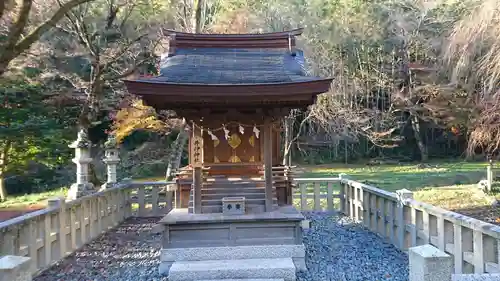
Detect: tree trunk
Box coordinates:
(282, 117, 292, 166)
(0, 141, 12, 201)
(0, 62, 8, 77)
(411, 114, 428, 162)
(193, 0, 204, 33)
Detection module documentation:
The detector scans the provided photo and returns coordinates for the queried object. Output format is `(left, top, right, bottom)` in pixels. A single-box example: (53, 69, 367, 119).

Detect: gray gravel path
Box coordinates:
(298, 212, 409, 281)
(34, 213, 408, 281)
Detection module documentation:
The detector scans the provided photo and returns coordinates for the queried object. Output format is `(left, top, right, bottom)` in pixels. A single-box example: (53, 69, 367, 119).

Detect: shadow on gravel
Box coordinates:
(34, 217, 167, 281)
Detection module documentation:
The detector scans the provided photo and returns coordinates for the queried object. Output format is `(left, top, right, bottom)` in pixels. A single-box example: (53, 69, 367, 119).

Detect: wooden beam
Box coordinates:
(263, 119, 274, 212)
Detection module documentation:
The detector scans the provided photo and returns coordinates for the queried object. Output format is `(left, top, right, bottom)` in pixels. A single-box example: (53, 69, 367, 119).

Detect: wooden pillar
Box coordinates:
(193, 166, 202, 213)
(191, 122, 203, 214)
(263, 119, 274, 212)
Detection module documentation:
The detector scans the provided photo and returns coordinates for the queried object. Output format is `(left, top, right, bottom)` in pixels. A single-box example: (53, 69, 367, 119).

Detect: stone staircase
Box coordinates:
(188, 177, 278, 213)
(162, 244, 304, 281)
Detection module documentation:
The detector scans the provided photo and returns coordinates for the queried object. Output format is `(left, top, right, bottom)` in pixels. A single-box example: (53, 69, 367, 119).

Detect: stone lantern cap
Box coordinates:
(103, 133, 118, 149)
(69, 129, 91, 149)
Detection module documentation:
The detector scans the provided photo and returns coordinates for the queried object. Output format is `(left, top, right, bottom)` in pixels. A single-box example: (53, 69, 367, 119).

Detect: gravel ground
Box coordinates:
(298, 212, 409, 281)
(34, 213, 408, 281)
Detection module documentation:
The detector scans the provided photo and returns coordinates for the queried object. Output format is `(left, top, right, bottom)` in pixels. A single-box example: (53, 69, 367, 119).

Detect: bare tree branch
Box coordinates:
(4, 0, 33, 52)
(0, 0, 95, 75)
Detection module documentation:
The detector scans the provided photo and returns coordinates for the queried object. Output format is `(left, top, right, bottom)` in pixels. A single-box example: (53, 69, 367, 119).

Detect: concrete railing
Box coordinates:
(341, 178, 500, 275)
(0, 180, 175, 278)
(293, 177, 342, 211)
(4, 174, 500, 278)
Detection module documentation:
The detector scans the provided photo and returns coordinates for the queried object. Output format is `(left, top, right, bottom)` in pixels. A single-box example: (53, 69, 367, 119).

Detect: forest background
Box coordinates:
(1, 0, 500, 201)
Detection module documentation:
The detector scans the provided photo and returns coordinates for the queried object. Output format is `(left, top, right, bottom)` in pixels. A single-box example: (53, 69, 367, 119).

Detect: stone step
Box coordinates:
(203, 182, 266, 188)
(189, 198, 277, 207)
(161, 244, 305, 262)
(197, 279, 284, 281)
(168, 258, 296, 281)
(201, 193, 265, 200)
(202, 187, 267, 195)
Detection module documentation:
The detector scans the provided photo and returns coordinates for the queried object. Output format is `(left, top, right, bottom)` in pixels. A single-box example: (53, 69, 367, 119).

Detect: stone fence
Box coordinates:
(340, 178, 500, 275)
(0, 180, 175, 281)
(2, 164, 500, 280)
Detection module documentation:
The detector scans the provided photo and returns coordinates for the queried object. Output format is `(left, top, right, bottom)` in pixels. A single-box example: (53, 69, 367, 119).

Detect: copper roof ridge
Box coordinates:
(123, 77, 334, 87)
(162, 28, 304, 39)
(164, 29, 304, 50)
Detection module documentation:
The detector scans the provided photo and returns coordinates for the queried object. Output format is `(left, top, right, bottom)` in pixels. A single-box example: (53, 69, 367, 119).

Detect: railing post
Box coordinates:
(339, 173, 346, 214)
(0, 255, 32, 281)
(48, 198, 67, 260)
(409, 244, 452, 281)
(67, 129, 94, 200)
(101, 134, 120, 191)
(486, 159, 493, 192)
(396, 188, 413, 250)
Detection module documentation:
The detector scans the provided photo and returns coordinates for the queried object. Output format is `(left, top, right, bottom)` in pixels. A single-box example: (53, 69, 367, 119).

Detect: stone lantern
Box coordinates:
(100, 134, 120, 190)
(67, 129, 95, 200)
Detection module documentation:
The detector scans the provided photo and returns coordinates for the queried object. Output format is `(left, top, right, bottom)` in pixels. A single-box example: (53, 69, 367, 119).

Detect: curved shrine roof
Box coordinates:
(146, 48, 317, 85)
(123, 29, 333, 110)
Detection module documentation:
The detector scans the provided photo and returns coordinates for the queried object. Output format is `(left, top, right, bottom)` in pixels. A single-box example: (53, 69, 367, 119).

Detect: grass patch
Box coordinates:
(0, 161, 496, 214)
(304, 161, 487, 192)
(302, 161, 499, 211)
(0, 187, 68, 209)
(414, 185, 495, 210)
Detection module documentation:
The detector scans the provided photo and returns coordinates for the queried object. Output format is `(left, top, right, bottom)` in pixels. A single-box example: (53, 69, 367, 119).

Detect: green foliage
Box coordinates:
(0, 78, 77, 194)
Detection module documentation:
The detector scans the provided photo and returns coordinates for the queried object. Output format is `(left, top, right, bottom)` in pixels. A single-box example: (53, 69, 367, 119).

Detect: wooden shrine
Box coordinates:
(124, 28, 333, 280)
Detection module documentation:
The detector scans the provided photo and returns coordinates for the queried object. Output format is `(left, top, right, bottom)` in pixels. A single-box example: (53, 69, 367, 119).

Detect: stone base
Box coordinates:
(159, 261, 173, 276)
(0, 255, 32, 281)
(161, 244, 305, 262)
(409, 244, 452, 281)
(167, 258, 296, 281)
(67, 182, 95, 200)
(292, 257, 307, 272)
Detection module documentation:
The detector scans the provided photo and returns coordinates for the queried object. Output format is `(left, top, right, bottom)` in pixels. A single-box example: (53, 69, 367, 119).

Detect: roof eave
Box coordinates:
(123, 78, 333, 97)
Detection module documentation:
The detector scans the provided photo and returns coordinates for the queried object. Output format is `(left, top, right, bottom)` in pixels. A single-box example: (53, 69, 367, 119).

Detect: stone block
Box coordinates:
(222, 197, 245, 215)
(292, 257, 307, 272)
(161, 244, 305, 262)
(168, 258, 296, 281)
(301, 220, 310, 230)
(0, 255, 32, 281)
(452, 274, 500, 281)
(409, 244, 453, 281)
(197, 279, 284, 281)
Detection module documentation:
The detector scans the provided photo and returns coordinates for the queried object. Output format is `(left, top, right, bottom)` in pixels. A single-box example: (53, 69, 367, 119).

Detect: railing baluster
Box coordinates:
(300, 183, 307, 211)
(138, 186, 146, 216)
(327, 182, 334, 211)
(152, 186, 160, 216)
(314, 182, 321, 211)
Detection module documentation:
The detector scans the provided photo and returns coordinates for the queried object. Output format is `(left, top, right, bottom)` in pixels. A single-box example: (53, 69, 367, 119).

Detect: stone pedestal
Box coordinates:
(67, 129, 94, 200)
(0, 255, 32, 281)
(409, 244, 453, 281)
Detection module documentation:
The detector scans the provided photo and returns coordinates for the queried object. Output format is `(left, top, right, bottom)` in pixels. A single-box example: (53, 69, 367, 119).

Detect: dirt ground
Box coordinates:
(0, 205, 45, 222)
